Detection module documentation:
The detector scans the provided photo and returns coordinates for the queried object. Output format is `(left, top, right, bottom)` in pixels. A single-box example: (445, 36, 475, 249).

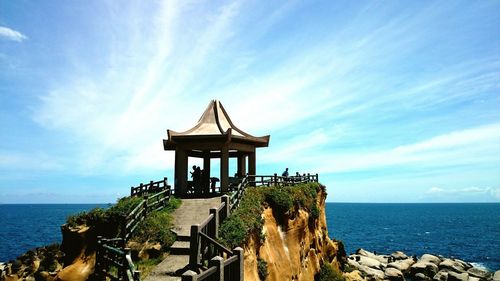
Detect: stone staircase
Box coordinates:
(144, 197, 222, 281)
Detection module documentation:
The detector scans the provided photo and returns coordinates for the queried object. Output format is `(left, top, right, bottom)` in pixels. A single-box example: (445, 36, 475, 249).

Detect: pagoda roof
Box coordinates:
(164, 100, 270, 149)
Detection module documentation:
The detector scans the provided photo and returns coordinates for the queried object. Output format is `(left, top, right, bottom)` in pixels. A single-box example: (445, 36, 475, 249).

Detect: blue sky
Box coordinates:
(1, 1, 499, 203)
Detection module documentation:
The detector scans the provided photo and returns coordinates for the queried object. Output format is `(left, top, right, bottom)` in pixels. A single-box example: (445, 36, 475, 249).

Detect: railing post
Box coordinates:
(209, 256, 224, 280)
(234, 247, 244, 281)
(133, 270, 141, 281)
(95, 236, 103, 281)
(121, 215, 127, 240)
(221, 195, 230, 220)
(209, 208, 219, 239)
(181, 270, 198, 281)
(189, 224, 200, 266)
(124, 248, 132, 279)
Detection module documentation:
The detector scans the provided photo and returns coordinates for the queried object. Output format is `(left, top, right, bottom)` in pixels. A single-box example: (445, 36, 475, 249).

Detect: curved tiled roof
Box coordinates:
(165, 100, 269, 147)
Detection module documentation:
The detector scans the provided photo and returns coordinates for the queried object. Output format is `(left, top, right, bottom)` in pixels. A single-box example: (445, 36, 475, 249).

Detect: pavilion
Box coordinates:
(163, 100, 270, 196)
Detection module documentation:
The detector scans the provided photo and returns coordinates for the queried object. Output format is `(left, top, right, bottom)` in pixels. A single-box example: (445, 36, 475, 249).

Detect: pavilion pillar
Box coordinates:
(203, 151, 211, 193)
(248, 151, 256, 176)
(220, 147, 229, 193)
(175, 148, 188, 195)
(237, 155, 246, 177)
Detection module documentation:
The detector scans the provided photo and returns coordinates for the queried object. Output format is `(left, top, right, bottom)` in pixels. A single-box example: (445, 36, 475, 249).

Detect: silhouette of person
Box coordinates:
(282, 167, 289, 177)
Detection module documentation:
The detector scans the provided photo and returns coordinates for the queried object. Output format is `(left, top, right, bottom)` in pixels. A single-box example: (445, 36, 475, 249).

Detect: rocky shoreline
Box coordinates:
(345, 249, 499, 281)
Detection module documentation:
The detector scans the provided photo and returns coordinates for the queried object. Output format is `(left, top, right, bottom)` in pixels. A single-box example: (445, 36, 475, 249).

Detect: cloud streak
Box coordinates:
(0, 26, 27, 42)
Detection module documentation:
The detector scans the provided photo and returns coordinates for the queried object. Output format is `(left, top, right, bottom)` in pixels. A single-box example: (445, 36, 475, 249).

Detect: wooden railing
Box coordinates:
(122, 188, 171, 240)
(95, 177, 172, 280)
(95, 237, 140, 281)
(249, 173, 319, 187)
(130, 177, 170, 197)
(182, 173, 318, 281)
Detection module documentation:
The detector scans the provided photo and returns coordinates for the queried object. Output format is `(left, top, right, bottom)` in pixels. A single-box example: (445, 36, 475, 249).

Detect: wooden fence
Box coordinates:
(95, 177, 172, 280)
(130, 177, 170, 197)
(122, 188, 171, 241)
(95, 237, 140, 281)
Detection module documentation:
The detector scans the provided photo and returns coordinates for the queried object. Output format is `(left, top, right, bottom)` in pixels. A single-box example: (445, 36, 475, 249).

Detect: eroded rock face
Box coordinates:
(54, 225, 96, 281)
(243, 188, 345, 281)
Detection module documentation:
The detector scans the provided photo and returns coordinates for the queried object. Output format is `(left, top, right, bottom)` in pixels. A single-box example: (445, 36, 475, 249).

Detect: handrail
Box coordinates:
(95, 237, 140, 281)
(96, 177, 172, 281)
(199, 232, 233, 256)
(199, 213, 214, 230)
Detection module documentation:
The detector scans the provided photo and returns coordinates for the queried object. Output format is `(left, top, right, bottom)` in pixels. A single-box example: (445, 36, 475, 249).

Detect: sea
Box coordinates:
(326, 203, 500, 271)
(0, 203, 499, 271)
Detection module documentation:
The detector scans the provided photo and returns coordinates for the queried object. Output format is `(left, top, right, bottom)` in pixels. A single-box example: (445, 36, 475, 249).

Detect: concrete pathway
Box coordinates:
(144, 196, 222, 281)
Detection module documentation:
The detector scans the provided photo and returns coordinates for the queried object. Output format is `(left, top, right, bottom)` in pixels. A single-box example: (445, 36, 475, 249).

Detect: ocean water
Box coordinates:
(325, 203, 500, 271)
(1, 203, 499, 272)
(0, 204, 105, 262)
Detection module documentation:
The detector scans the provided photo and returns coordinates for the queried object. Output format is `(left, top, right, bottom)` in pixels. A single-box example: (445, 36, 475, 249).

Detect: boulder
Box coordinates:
(420, 254, 442, 265)
(467, 267, 492, 279)
(390, 251, 408, 261)
(468, 277, 480, 281)
(388, 258, 415, 273)
(439, 259, 466, 273)
(493, 270, 500, 281)
(452, 259, 472, 271)
(358, 265, 385, 281)
(357, 249, 391, 264)
(411, 261, 439, 277)
(414, 272, 432, 281)
(384, 267, 404, 281)
(351, 254, 384, 270)
(433, 271, 448, 281)
(447, 272, 468, 281)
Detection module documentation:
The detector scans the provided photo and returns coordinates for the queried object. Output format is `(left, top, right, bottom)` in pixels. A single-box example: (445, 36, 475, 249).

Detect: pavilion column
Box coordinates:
(237, 155, 246, 177)
(220, 147, 229, 193)
(203, 151, 211, 193)
(248, 151, 256, 176)
(175, 148, 188, 195)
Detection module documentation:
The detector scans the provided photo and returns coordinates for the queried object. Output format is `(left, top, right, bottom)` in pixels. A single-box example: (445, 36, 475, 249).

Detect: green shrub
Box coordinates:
(132, 209, 176, 249)
(257, 257, 268, 281)
(263, 188, 293, 216)
(164, 197, 182, 212)
(315, 262, 344, 281)
(219, 216, 247, 248)
(219, 187, 263, 248)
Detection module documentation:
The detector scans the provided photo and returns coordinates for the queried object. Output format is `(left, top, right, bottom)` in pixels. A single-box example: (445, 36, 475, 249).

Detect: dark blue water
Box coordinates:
(0, 204, 105, 262)
(326, 203, 500, 271)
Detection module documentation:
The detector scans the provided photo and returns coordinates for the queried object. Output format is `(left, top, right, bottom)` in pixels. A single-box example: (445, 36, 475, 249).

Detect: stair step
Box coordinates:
(176, 235, 191, 242)
(170, 241, 191, 255)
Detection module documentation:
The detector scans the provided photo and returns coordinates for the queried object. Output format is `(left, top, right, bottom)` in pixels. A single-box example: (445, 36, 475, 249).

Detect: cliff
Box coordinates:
(240, 185, 345, 281)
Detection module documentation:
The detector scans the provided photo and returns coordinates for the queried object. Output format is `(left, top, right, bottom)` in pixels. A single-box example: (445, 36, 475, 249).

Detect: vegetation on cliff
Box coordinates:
(316, 262, 345, 281)
(65, 196, 181, 247)
(219, 182, 323, 249)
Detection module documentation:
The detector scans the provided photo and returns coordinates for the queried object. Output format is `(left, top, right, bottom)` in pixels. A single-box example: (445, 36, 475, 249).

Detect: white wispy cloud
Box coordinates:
(264, 123, 500, 174)
(26, 0, 500, 187)
(425, 186, 500, 200)
(0, 26, 27, 42)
